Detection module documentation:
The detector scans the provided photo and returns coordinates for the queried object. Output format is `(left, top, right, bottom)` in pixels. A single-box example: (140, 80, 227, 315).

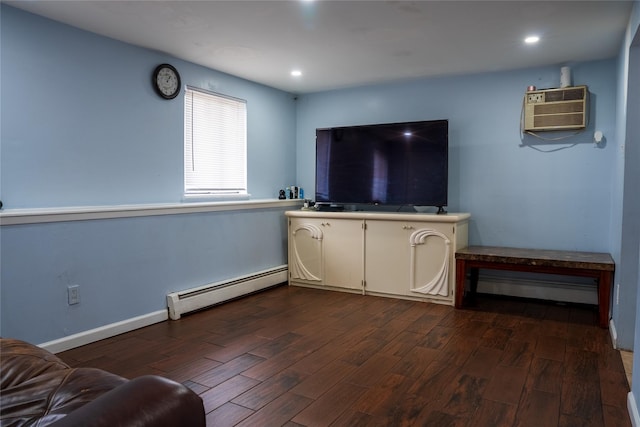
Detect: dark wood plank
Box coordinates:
(390, 345, 440, 378)
(230, 368, 307, 410)
(247, 331, 303, 358)
(535, 335, 567, 361)
(599, 367, 631, 408)
(421, 325, 455, 349)
(468, 399, 517, 427)
(55, 285, 631, 427)
(330, 410, 389, 427)
(564, 347, 599, 379)
(234, 392, 313, 427)
(191, 353, 265, 388)
(441, 373, 489, 417)
(482, 365, 528, 405)
(527, 357, 564, 394)
(514, 388, 560, 427)
(408, 359, 464, 406)
(379, 330, 424, 357)
(351, 372, 416, 417)
(343, 353, 401, 388)
(500, 340, 535, 369)
(480, 326, 513, 350)
(203, 333, 271, 363)
(291, 382, 367, 426)
(603, 404, 633, 427)
(205, 402, 254, 427)
(419, 410, 469, 427)
(242, 347, 310, 381)
(460, 346, 503, 379)
(199, 375, 260, 413)
(289, 359, 357, 399)
(561, 376, 604, 421)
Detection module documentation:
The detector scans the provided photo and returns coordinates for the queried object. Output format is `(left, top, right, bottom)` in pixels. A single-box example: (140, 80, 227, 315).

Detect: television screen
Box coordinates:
(316, 120, 448, 208)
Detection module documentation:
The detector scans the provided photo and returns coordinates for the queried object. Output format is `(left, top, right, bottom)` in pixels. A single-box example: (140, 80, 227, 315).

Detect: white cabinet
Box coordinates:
(288, 216, 364, 292)
(365, 220, 461, 302)
(286, 211, 469, 305)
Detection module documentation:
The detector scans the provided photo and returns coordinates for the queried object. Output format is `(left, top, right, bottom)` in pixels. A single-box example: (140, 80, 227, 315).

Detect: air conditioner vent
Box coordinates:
(524, 85, 588, 131)
(562, 88, 586, 101)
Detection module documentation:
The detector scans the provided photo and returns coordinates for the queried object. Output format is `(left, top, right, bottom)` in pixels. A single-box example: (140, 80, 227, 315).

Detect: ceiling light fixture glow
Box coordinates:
(291, 70, 302, 77)
(524, 35, 540, 44)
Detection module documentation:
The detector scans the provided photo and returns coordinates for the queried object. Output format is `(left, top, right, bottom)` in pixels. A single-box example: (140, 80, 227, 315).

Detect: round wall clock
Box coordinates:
(152, 64, 181, 99)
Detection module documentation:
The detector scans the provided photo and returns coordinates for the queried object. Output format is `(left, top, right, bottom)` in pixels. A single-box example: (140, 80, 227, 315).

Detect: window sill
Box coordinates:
(182, 192, 251, 202)
(0, 199, 303, 226)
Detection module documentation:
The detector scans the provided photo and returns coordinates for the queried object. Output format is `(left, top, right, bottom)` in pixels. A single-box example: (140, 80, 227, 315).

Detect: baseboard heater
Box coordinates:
(476, 272, 597, 305)
(167, 265, 288, 320)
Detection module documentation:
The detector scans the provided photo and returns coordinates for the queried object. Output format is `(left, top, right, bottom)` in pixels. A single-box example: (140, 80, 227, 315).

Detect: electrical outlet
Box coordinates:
(68, 285, 80, 305)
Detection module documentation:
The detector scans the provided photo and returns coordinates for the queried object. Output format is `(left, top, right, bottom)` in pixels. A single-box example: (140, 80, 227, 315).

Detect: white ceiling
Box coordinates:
(5, 0, 634, 94)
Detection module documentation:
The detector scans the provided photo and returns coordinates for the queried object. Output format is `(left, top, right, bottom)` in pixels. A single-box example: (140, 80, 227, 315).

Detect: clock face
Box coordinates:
(153, 64, 181, 99)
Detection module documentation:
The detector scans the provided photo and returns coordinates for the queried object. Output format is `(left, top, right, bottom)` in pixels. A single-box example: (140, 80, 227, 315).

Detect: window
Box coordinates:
(184, 86, 247, 197)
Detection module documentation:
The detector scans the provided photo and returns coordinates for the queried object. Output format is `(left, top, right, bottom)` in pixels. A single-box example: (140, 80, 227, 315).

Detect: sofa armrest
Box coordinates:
(49, 375, 205, 427)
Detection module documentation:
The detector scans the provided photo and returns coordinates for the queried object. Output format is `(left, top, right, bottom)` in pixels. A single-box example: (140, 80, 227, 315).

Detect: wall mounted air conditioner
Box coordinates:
(523, 85, 588, 131)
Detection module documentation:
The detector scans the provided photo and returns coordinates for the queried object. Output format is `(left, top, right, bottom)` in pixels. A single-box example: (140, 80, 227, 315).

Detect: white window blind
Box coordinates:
(184, 86, 247, 195)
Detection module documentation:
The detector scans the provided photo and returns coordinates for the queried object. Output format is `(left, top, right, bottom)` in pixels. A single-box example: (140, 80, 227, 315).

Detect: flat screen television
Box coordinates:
(315, 119, 448, 210)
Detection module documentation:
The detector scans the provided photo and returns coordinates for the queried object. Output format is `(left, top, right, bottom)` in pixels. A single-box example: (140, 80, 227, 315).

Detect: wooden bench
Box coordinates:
(454, 246, 615, 328)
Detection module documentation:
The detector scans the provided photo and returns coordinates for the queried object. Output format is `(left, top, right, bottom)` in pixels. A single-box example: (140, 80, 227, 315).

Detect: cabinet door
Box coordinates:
(408, 222, 453, 298)
(322, 219, 364, 291)
(364, 221, 410, 295)
(365, 220, 455, 300)
(289, 218, 324, 284)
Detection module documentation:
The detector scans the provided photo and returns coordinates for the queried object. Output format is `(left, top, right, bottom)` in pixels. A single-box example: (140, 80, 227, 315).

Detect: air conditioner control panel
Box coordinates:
(526, 92, 544, 103)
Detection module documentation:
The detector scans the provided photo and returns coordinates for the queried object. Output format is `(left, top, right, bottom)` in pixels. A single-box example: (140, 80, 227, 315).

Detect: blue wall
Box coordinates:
(619, 0, 640, 416)
(296, 61, 618, 252)
(0, 6, 296, 344)
(0, 5, 296, 208)
(614, 1, 640, 354)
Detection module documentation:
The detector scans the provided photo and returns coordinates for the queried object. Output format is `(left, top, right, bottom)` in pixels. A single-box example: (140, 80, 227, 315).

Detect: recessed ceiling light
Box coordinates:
(525, 35, 540, 44)
(291, 70, 302, 77)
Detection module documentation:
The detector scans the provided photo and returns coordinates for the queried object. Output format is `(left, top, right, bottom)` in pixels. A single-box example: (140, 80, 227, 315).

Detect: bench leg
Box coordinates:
(455, 259, 466, 308)
(470, 268, 479, 294)
(598, 271, 612, 329)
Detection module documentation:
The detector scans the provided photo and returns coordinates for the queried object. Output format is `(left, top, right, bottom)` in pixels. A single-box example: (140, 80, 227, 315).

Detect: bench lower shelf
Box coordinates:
(454, 246, 615, 328)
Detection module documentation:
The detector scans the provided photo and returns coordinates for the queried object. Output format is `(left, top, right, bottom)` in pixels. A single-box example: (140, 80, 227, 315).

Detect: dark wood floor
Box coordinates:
(58, 285, 631, 427)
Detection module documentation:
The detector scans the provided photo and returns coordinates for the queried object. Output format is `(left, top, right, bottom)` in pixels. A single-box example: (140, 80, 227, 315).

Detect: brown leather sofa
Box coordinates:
(0, 338, 206, 426)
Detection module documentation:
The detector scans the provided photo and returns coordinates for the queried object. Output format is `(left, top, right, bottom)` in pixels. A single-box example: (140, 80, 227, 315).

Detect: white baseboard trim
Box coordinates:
(629, 392, 639, 427)
(610, 318, 619, 349)
(476, 274, 597, 305)
(38, 310, 168, 354)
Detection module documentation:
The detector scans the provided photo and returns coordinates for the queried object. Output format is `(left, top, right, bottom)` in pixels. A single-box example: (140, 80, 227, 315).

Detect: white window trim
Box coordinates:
(184, 86, 248, 198)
